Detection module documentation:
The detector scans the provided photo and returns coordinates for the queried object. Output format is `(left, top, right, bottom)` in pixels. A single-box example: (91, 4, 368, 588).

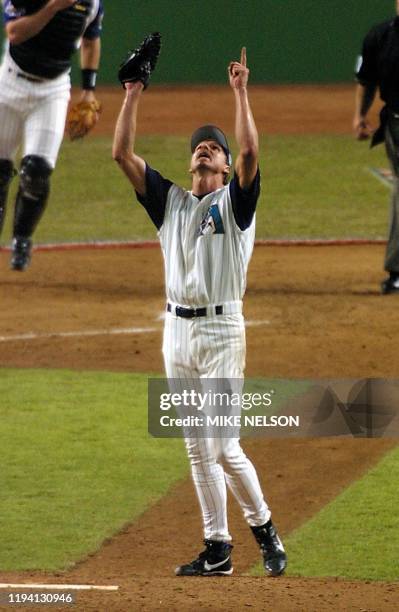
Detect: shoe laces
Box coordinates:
(255, 526, 284, 558)
(202, 539, 231, 563)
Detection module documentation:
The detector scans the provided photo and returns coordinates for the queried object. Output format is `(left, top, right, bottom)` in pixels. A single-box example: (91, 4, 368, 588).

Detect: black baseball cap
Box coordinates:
(191, 125, 232, 166)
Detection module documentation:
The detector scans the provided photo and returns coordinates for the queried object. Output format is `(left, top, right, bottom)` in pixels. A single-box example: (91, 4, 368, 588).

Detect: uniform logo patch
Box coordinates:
(199, 204, 225, 236)
(5, 1, 25, 18)
(74, 3, 88, 12)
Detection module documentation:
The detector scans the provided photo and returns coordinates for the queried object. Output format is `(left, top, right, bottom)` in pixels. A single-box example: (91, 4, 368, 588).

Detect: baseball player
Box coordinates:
(0, 0, 103, 270)
(113, 47, 287, 577)
(354, 0, 399, 293)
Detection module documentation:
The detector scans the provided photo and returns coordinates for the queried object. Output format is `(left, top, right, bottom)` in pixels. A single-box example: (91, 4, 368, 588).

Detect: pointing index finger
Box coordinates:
(240, 47, 247, 66)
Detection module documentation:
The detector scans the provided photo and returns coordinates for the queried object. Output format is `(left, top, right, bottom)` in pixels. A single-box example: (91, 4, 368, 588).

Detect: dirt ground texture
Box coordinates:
(88, 84, 382, 137)
(0, 86, 397, 611)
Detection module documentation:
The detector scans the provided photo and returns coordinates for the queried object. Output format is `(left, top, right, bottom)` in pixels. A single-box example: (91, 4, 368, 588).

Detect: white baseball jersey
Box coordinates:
(160, 183, 256, 307)
(137, 165, 260, 308)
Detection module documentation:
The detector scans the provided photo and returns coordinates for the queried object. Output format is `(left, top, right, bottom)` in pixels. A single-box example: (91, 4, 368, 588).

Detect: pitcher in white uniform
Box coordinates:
(113, 47, 287, 578)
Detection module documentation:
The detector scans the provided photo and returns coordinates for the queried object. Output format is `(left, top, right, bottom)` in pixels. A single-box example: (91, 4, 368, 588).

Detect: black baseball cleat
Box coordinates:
(251, 519, 287, 577)
(381, 274, 399, 294)
(10, 236, 32, 271)
(175, 540, 233, 576)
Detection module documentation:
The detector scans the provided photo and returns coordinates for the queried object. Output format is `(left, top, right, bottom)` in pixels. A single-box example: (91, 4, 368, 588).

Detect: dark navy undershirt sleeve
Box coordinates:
(83, 0, 104, 40)
(229, 168, 261, 230)
(135, 164, 173, 230)
(356, 27, 379, 86)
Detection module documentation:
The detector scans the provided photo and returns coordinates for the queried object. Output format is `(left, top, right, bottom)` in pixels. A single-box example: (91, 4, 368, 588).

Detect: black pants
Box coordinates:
(384, 114, 399, 272)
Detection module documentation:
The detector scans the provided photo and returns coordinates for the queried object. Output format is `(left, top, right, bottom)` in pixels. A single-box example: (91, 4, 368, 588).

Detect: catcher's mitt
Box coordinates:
(66, 100, 101, 141)
(118, 32, 161, 89)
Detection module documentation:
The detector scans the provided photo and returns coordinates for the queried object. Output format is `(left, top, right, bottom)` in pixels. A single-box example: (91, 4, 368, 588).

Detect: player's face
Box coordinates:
(190, 140, 230, 175)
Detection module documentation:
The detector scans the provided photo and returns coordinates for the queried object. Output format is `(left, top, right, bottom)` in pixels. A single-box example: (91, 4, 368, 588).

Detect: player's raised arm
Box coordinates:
(113, 33, 162, 196)
(112, 82, 147, 196)
(228, 47, 259, 188)
(6, 0, 76, 45)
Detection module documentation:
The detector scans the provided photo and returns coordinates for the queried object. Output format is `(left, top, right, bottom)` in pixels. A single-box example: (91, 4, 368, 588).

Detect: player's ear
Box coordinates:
(223, 163, 231, 184)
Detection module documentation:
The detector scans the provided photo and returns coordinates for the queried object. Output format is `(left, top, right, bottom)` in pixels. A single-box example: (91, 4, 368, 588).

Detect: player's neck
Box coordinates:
(191, 173, 224, 197)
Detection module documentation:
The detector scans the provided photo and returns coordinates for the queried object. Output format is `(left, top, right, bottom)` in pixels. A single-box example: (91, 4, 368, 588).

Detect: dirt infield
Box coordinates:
(0, 86, 397, 611)
(2, 244, 399, 378)
(83, 83, 382, 137)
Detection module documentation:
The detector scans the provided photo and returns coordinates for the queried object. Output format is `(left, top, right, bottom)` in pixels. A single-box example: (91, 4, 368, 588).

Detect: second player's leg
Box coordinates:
(220, 437, 270, 526)
(197, 314, 287, 575)
(11, 93, 69, 270)
(0, 103, 23, 238)
(162, 313, 231, 542)
(195, 314, 271, 532)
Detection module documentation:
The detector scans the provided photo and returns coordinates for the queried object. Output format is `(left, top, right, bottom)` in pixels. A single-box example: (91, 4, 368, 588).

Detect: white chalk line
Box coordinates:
(0, 327, 158, 343)
(367, 166, 393, 189)
(0, 237, 389, 253)
(0, 583, 118, 591)
(0, 319, 270, 344)
(245, 319, 270, 327)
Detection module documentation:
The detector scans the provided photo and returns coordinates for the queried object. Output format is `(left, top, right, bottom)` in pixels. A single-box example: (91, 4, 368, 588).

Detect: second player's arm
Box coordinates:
(79, 36, 101, 103)
(112, 83, 147, 196)
(229, 47, 259, 188)
(6, 0, 76, 45)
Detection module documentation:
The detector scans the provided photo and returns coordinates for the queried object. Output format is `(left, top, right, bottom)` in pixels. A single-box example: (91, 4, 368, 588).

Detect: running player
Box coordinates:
(0, 0, 103, 270)
(112, 47, 287, 577)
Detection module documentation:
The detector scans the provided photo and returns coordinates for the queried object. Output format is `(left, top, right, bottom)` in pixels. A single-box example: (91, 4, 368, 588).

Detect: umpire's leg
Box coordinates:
(384, 116, 399, 274)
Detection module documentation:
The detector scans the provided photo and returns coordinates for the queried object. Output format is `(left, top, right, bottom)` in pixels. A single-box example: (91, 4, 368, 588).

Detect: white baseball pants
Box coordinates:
(0, 50, 70, 168)
(162, 307, 271, 542)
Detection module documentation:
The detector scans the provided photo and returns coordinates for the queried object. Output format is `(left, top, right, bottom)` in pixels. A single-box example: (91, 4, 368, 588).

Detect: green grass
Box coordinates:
(251, 445, 399, 581)
(0, 368, 187, 571)
(261, 135, 388, 238)
(1, 134, 389, 243)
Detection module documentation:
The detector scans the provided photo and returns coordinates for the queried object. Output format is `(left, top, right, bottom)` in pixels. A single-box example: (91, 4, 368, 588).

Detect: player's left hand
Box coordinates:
(66, 91, 101, 141)
(79, 89, 101, 123)
(228, 47, 249, 90)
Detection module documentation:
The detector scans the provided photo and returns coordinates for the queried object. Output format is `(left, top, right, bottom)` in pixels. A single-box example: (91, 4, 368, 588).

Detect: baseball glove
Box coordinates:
(118, 32, 161, 89)
(66, 100, 101, 141)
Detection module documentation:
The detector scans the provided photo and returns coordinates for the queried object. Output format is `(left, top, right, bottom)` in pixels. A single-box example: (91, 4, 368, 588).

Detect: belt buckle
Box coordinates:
(176, 306, 195, 318)
(168, 303, 224, 317)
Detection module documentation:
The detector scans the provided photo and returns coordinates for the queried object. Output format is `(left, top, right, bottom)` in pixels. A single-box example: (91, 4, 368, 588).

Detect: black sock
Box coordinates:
(13, 188, 48, 238)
